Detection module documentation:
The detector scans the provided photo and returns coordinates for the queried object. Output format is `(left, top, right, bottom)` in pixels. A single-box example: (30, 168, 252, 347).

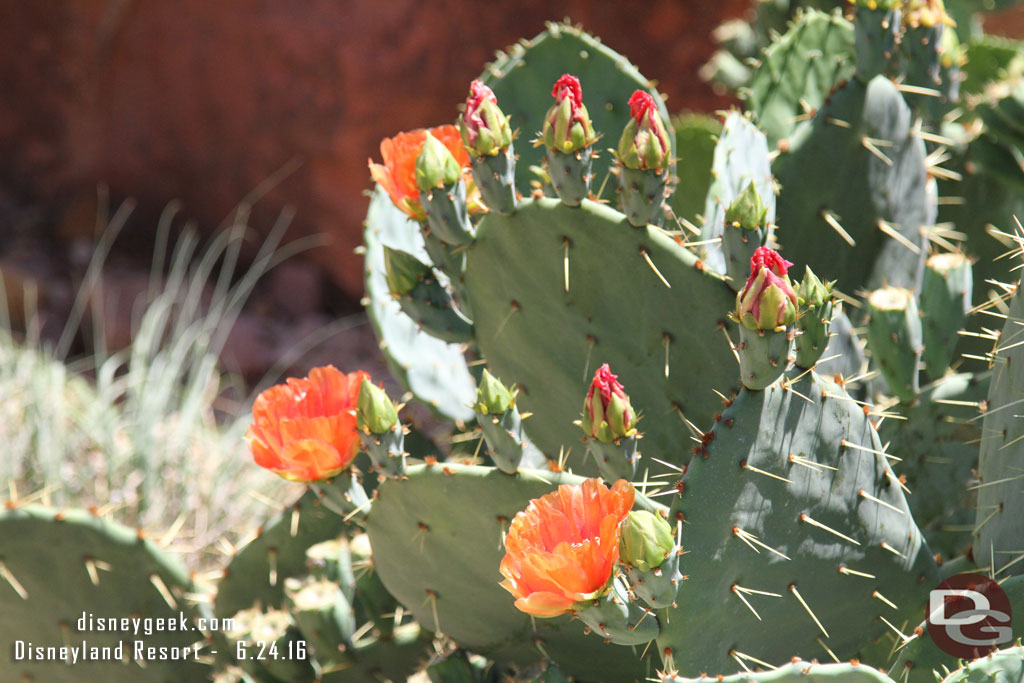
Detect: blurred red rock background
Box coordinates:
(0, 0, 750, 304)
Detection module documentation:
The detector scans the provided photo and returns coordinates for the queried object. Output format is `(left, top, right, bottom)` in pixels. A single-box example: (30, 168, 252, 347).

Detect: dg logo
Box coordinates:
(926, 573, 1013, 659)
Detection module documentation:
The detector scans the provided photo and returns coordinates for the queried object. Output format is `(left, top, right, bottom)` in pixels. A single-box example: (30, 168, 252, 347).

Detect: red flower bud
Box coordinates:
(736, 247, 798, 331)
(628, 90, 657, 124)
(541, 74, 597, 152)
(552, 74, 583, 109)
(582, 364, 637, 442)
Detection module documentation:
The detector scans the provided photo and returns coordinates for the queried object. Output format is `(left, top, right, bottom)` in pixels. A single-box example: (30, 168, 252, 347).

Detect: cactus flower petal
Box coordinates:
(369, 126, 479, 220)
(499, 478, 635, 617)
(246, 366, 368, 482)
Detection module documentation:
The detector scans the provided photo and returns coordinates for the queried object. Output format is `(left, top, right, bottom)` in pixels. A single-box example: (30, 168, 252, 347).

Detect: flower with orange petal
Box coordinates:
(369, 125, 474, 221)
(246, 366, 369, 482)
(499, 478, 635, 617)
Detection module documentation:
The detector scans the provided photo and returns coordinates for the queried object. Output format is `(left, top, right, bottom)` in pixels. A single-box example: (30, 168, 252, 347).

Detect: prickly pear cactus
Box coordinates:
(974, 273, 1024, 577)
(365, 462, 659, 681)
(773, 73, 930, 294)
(215, 489, 352, 620)
(0, 505, 211, 682)
(700, 111, 776, 282)
(744, 8, 855, 147)
(661, 368, 939, 674)
(364, 187, 477, 421)
(480, 22, 675, 198)
(661, 659, 895, 683)
(463, 198, 738, 469)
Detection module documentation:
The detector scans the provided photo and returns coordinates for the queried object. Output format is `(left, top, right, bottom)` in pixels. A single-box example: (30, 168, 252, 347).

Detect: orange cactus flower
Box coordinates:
(499, 478, 635, 617)
(369, 125, 472, 221)
(246, 366, 369, 482)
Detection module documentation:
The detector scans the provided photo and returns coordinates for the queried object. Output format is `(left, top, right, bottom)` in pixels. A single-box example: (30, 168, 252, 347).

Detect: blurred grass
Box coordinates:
(0, 191, 317, 570)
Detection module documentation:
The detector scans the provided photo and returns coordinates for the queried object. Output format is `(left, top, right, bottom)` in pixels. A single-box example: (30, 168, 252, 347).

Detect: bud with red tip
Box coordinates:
(735, 247, 798, 332)
(541, 75, 597, 153)
(582, 364, 637, 443)
(580, 364, 641, 482)
(538, 75, 598, 207)
(459, 80, 518, 214)
(459, 81, 513, 158)
(616, 91, 671, 172)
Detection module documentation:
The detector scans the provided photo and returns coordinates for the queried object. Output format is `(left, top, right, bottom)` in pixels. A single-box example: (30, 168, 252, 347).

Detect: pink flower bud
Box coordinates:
(540, 74, 597, 153)
(581, 364, 637, 442)
(736, 247, 798, 331)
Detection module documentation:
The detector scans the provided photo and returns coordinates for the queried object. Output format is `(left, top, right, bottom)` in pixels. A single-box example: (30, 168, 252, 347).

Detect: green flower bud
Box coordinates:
(797, 266, 834, 308)
(619, 510, 674, 572)
(474, 369, 517, 415)
(415, 132, 462, 192)
(724, 181, 768, 231)
(356, 378, 399, 434)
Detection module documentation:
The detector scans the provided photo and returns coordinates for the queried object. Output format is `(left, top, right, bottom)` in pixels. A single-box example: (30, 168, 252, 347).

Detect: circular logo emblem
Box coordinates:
(926, 573, 1013, 659)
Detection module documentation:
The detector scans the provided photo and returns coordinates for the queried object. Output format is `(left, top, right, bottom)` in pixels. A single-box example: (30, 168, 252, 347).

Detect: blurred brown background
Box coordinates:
(0, 0, 749, 301)
(4, 0, 1022, 380)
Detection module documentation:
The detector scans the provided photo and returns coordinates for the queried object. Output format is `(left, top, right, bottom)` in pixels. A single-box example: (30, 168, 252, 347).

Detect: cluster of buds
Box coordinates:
(581, 364, 637, 443)
(538, 74, 599, 207)
(615, 89, 673, 226)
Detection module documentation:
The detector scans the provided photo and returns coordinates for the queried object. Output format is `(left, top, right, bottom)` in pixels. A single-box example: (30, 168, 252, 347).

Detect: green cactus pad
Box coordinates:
(975, 275, 1024, 577)
(364, 187, 476, 421)
(365, 462, 662, 681)
(865, 286, 923, 403)
(853, 4, 900, 81)
(773, 75, 930, 294)
(668, 113, 721, 225)
(481, 22, 674, 200)
(882, 372, 988, 559)
(464, 197, 739, 473)
(0, 505, 211, 682)
(921, 252, 973, 381)
(701, 111, 776, 285)
(745, 8, 856, 147)
(319, 623, 434, 683)
(661, 369, 939, 675)
(938, 645, 1024, 683)
(215, 489, 351, 620)
(388, 259, 474, 344)
(661, 659, 895, 683)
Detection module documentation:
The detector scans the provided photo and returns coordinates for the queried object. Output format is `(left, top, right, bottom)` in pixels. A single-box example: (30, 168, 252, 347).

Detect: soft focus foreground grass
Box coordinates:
(0, 196, 311, 571)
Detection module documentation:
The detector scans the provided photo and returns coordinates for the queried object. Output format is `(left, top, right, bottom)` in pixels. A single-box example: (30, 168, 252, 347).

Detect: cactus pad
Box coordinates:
(661, 369, 938, 675)
(464, 197, 739, 472)
(364, 187, 477, 421)
(365, 462, 659, 681)
(0, 505, 211, 682)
